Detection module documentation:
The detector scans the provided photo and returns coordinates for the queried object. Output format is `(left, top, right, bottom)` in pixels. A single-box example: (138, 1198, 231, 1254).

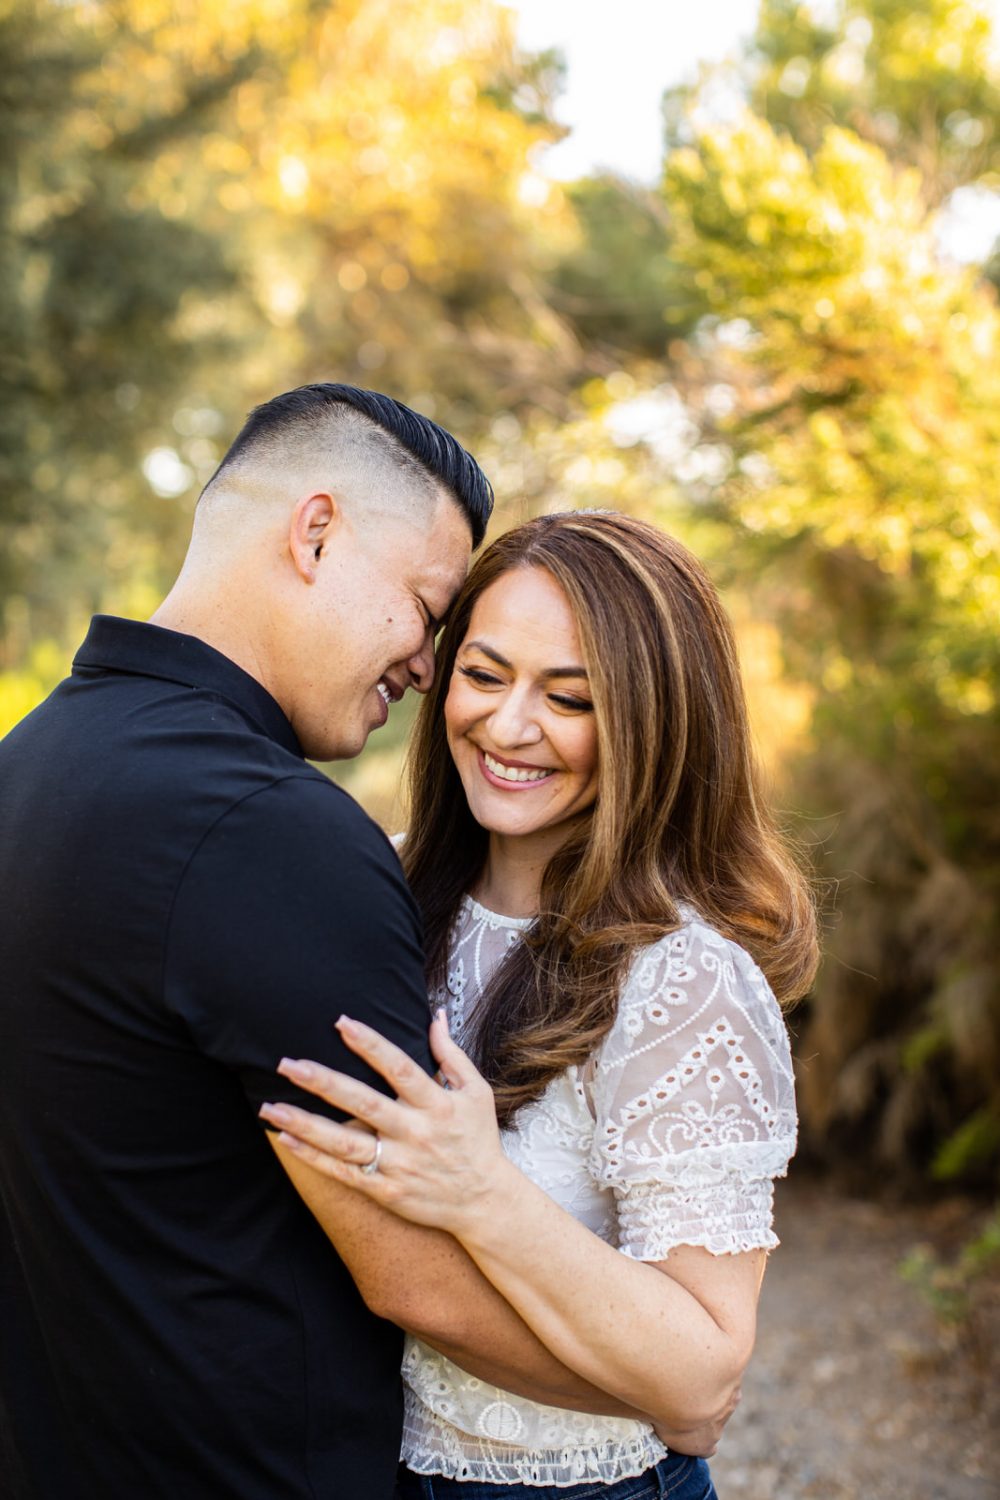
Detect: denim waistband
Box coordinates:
(395, 1451, 716, 1500)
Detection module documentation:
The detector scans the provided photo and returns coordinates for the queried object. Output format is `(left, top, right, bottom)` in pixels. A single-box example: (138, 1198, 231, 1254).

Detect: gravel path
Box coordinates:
(709, 1180, 998, 1500)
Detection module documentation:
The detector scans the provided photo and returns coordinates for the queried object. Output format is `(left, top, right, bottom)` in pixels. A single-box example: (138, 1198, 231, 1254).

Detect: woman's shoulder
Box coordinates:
(596, 905, 797, 1153)
(631, 902, 768, 978)
(618, 903, 785, 1032)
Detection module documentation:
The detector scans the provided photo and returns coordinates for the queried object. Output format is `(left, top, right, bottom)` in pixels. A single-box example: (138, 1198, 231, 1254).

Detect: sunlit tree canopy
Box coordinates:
(2, 0, 999, 1193)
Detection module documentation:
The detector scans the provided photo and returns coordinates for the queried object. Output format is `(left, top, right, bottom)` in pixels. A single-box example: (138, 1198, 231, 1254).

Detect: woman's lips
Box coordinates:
(476, 747, 556, 790)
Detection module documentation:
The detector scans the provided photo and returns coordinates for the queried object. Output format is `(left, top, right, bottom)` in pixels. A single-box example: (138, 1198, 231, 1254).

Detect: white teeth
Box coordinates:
(377, 682, 392, 708)
(483, 751, 554, 784)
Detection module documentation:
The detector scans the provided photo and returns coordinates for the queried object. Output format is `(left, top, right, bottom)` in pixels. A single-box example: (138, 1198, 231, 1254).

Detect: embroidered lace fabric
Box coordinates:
(401, 893, 798, 1487)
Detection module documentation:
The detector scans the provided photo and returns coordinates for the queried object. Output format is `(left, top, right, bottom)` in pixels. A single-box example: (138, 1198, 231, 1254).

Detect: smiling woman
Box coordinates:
(444, 566, 599, 874)
(400, 511, 817, 1126)
(267, 509, 819, 1497)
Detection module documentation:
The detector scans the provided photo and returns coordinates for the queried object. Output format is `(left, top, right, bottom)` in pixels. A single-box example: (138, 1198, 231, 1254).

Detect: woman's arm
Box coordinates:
(268, 1133, 651, 1420)
(261, 1013, 763, 1434)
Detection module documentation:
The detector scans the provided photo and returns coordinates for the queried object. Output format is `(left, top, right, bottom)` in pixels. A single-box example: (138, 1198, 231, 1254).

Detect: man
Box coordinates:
(0, 385, 621, 1500)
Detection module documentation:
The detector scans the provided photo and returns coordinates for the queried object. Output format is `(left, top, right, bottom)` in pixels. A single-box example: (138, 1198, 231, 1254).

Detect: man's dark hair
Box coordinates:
(213, 383, 494, 547)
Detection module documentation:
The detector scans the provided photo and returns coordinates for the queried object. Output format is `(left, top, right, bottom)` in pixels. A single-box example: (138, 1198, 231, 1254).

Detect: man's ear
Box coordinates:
(288, 492, 340, 583)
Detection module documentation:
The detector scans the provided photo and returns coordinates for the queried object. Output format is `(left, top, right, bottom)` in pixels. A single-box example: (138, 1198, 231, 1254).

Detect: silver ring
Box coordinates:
(360, 1135, 382, 1176)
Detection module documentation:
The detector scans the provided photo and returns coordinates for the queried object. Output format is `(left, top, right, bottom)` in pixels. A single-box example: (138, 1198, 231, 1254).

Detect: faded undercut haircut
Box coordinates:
(200, 383, 494, 546)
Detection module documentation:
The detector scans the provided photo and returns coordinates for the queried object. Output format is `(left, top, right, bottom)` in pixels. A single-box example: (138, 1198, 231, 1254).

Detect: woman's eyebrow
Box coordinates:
(462, 640, 589, 679)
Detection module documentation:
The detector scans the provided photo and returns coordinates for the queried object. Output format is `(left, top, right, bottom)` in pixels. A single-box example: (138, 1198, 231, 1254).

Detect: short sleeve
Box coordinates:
(589, 918, 797, 1259)
(163, 775, 434, 1125)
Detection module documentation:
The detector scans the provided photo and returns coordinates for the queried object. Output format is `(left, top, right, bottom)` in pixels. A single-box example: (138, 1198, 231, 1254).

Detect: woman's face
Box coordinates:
(445, 566, 599, 843)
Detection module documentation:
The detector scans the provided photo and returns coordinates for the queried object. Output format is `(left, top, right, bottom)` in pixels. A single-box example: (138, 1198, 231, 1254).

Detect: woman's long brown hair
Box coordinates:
(402, 511, 818, 1127)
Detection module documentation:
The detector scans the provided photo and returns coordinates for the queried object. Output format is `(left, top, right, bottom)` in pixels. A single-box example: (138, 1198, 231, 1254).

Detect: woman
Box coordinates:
(264, 512, 817, 1497)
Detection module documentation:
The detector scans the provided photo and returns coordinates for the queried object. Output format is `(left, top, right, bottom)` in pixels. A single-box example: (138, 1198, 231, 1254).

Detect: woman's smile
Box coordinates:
(444, 566, 599, 846)
(478, 748, 556, 788)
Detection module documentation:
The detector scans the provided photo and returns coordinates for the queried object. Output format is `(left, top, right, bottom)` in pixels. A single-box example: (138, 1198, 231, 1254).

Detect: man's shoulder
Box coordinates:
(187, 769, 403, 897)
(224, 767, 388, 839)
(167, 771, 421, 987)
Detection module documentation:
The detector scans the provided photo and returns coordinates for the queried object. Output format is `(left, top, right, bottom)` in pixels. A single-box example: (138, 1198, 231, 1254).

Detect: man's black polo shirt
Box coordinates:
(0, 616, 434, 1500)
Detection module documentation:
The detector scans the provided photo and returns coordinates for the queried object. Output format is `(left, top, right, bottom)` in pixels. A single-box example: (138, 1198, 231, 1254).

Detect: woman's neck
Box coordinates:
(474, 827, 571, 919)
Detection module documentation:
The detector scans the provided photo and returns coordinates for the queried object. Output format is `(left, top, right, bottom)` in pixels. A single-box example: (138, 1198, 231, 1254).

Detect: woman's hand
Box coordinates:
(652, 1379, 742, 1458)
(259, 1011, 510, 1237)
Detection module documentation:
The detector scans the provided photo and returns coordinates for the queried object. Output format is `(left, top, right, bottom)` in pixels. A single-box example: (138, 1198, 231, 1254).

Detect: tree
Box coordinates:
(656, 5, 1000, 1189)
(746, 0, 1000, 207)
(0, 0, 574, 676)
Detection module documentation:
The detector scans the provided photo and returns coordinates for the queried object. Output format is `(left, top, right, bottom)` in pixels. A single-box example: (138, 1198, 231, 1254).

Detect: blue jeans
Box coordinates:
(395, 1454, 717, 1500)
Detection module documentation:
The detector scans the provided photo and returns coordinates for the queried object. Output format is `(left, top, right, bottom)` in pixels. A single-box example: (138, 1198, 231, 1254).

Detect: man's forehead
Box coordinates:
(414, 495, 474, 591)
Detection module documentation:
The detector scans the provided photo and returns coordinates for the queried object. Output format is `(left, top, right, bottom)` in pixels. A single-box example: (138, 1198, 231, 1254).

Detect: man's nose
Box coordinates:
(405, 629, 437, 695)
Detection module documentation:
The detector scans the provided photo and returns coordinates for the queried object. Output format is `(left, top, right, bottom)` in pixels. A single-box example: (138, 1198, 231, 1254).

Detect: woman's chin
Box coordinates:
(468, 795, 578, 843)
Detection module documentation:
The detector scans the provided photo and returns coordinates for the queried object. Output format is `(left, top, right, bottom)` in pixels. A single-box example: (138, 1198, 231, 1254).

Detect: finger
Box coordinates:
(275, 1057, 409, 1134)
(429, 1008, 484, 1090)
(334, 1016, 444, 1108)
(259, 1101, 384, 1165)
(272, 1128, 394, 1200)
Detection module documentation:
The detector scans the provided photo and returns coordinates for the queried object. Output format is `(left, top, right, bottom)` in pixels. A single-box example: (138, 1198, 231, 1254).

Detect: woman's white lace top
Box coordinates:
(401, 894, 797, 1487)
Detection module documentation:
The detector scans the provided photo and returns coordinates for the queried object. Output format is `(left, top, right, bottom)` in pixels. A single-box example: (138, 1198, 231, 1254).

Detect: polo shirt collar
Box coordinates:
(74, 615, 303, 759)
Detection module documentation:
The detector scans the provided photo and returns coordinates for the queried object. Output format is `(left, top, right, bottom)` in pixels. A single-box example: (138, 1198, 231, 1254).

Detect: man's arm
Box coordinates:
(270, 1136, 645, 1417)
(164, 776, 642, 1418)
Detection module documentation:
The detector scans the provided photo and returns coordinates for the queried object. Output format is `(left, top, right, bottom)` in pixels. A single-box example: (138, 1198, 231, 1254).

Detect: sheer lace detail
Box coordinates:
(401, 1392, 663, 1486)
(401, 897, 797, 1485)
(430, 895, 528, 1046)
(590, 913, 797, 1259)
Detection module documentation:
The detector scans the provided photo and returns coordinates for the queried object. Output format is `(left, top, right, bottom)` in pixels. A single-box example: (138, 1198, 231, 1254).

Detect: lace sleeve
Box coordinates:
(588, 916, 798, 1259)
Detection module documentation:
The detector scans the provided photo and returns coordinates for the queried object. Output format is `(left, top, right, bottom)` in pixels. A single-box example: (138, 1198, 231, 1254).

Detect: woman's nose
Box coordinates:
(487, 691, 543, 747)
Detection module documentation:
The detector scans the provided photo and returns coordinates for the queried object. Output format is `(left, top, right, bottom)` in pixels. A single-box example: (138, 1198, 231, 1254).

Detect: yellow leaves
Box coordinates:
(720, 176, 748, 216)
(952, 679, 995, 715)
(202, 136, 252, 173)
(260, 270, 305, 324)
(669, 147, 706, 183)
(822, 655, 854, 693)
(729, 614, 816, 768)
(746, 213, 770, 245)
(809, 411, 843, 449)
(337, 261, 367, 292)
(0, 641, 68, 739)
(380, 262, 409, 291)
(277, 156, 309, 200)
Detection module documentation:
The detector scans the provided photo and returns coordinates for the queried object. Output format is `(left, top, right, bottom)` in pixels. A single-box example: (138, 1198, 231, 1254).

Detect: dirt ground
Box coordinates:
(709, 1179, 999, 1500)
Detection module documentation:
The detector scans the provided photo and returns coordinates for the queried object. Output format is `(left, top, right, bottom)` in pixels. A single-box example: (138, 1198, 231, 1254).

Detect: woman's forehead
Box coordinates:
(468, 569, 580, 640)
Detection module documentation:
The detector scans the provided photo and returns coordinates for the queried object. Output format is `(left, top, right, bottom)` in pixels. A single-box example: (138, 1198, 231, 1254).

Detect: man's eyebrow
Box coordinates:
(462, 640, 589, 679)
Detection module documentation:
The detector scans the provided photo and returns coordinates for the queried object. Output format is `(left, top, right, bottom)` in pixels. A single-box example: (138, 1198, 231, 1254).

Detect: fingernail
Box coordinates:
(335, 1015, 357, 1034)
(259, 1103, 293, 1126)
(277, 1131, 304, 1153)
(278, 1057, 314, 1083)
(436, 1007, 449, 1030)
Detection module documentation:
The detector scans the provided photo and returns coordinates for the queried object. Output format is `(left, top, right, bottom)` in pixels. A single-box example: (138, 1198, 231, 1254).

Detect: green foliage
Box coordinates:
(933, 1107, 1000, 1181)
(652, 0, 1000, 1191)
(549, 177, 698, 356)
(900, 1204, 1000, 1335)
(0, 0, 251, 629)
(2, 0, 1000, 1200)
(748, 0, 1000, 204)
(0, 0, 574, 656)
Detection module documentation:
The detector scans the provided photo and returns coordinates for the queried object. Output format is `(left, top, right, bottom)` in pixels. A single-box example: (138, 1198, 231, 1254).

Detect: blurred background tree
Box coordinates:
(2, 0, 998, 1198)
(658, 0, 1000, 1193)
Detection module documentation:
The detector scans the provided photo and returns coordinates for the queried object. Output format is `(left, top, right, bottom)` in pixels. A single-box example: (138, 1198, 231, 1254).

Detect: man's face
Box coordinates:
(285, 492, 472, 761)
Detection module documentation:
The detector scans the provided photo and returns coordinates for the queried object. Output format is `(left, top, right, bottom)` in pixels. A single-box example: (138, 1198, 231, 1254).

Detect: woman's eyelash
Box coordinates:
(459, 666, 591, 712)
(459, 666, 502, 685)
